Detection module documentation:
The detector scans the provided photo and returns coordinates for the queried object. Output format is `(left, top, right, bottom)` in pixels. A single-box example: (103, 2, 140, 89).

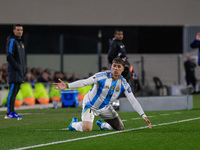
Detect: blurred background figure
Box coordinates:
(53, 71, 61, 83)
(44, 68, 53, 81)
(108, 29, 126, 65)
(1, 63, 8, 84)
(118, 52, 141, 94)
(101, 66, 108, 71)
(36, 67, 43, 81)
(184, 55, 197, 93)
(190, 32, 200, 66)
(25, 67, 35, 88)
(88, 72, 93, 77)
(63, 72, 69, 82)
(68, 72, 79, 82)
(37, 71, 50, 83)
(0, 67, 6, 84)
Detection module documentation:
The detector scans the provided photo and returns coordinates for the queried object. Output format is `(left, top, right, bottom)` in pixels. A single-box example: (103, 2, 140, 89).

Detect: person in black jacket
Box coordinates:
(5, 24, 26, 120)
(118, 52, 141, 94)
(107, 29, 126, 64)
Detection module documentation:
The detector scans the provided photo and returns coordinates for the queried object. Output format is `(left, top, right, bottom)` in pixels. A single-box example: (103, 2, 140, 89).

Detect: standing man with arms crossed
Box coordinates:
(5, 24, 26, 120)
(108, 29, 126, 65)
(53, 58, 151, 132)
(190, 32, 200, 66)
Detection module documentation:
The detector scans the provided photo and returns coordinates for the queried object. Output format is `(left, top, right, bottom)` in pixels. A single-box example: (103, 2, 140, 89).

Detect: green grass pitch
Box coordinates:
(0, 94, 200, 150)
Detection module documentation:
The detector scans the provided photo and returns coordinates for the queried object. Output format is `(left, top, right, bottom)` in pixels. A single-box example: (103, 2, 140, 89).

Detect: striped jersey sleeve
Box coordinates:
(123, 80, 146, 118)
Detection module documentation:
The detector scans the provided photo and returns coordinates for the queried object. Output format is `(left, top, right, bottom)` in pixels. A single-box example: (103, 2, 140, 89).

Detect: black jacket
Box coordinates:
(184, 60, 196, 78)
(107, 38, 126, 64)
(122, 60, 132, 81)
(6, 35, 26, 83)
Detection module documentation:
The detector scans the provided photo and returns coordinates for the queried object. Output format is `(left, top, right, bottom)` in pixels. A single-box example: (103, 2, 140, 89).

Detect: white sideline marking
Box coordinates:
(131, 116, 155, 120)
(35, 128, 68, 131)
(122, 120, 127, 122)
(131, 118, 141, 120)
(11, 117, 200, 150)
(160, 114, 170, 116)
(173, 112, 182, 114)
(0, 113, 44, 117)
(148, 116, 155, 118)
(19, 113, 45, 116)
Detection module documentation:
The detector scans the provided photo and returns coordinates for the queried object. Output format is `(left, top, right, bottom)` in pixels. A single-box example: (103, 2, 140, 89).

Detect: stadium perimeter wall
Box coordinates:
(0, 52, 200, 88)
(0, 0, 200, 26)
(119, 95, 193, 111)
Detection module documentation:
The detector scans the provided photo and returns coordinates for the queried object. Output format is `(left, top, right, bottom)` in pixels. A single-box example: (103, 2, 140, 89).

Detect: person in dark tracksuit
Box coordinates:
(5, 24, 26, 120)
(107, 29, 126, 65)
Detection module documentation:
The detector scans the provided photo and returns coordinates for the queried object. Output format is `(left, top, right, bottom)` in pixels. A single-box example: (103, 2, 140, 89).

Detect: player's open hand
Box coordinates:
(53, 78, 67, 90)
(144, 117, 152, 129)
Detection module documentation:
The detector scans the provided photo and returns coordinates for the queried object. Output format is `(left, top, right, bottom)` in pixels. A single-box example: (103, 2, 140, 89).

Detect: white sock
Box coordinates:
(101, 123, 114, 130)
(72, 122, 83, 132)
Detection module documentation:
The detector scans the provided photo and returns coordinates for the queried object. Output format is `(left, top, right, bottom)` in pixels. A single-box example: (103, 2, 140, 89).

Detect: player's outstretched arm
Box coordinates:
(125, 91, 152, 129)
(144, 117, 152, 129)
(53, 78, 68, 90)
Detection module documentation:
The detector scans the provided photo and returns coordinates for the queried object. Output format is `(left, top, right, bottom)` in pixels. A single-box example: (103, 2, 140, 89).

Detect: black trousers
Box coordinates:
(7, 83, 21, 113)
(185, 76, 196, 92)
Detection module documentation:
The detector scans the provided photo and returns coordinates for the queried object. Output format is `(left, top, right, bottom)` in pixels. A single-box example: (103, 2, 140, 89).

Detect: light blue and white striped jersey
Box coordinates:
(68, 70, 146, 117)
(69, 71, 132, 109)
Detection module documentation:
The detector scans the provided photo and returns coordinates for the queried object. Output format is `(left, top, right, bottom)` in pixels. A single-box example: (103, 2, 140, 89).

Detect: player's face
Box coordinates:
(111, 62, 124, 79)
(114, 31, 123, 40)
(13, 26, 23, 38)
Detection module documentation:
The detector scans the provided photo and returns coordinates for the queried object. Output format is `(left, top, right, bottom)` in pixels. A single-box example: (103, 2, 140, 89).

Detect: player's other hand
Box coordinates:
(144, 117, 152, 129)
(53, 78, 67, 90)
(196, 33, 200, 41)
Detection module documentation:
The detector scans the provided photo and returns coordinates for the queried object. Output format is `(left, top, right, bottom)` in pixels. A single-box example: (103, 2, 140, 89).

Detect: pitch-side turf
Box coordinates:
(0, 94, 199, 150)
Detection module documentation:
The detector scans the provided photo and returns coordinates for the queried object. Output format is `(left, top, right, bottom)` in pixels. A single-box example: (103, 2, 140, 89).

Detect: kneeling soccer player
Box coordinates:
(53, 57, 152, 132)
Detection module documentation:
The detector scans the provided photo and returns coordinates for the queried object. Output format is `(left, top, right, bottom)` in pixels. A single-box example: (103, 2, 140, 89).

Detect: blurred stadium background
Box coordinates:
(0, 1, 200, 108)
(0, 1, 200, 150)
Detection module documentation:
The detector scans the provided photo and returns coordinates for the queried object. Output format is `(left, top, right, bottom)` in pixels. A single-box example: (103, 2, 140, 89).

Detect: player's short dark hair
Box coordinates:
(112, 57, 125, 66)
(114, 29, 123, 34)
(13, 24, 23, 30)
